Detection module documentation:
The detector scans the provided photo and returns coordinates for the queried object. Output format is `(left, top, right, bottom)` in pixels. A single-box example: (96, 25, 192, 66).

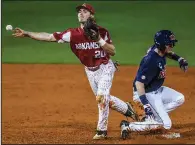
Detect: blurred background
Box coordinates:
(2, 1, 195, 66)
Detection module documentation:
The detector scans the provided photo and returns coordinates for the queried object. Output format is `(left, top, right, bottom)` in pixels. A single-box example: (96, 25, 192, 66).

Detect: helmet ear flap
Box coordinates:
(156, 44, 166, 53)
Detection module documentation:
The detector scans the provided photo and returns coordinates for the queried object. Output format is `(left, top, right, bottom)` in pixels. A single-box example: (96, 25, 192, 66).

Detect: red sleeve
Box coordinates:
(53, 28, 71, 43)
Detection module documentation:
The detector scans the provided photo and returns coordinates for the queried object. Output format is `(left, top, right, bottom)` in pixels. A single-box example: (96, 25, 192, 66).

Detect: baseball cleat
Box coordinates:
(93, 130, 107, 140)
(120, 120, 130, 140)
(124, 102, 140, 121)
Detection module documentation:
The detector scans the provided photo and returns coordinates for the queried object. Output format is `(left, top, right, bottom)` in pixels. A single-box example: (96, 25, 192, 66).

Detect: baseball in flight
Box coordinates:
(6, 25, 13, 31)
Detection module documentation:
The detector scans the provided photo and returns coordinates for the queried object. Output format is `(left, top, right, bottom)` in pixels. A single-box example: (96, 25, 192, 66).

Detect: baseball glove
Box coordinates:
(83, 17, 100, 41)
(125, 102, 140, 121)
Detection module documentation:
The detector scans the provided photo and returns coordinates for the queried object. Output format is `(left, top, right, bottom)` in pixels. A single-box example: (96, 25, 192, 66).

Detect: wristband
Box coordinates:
(139, 94, 149, 105)
(98, 38, 106, 47)
(178, 57, 184, 62)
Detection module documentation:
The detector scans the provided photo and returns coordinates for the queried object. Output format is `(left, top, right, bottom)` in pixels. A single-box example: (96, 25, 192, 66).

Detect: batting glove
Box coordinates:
(178, 58, 188, 72)
(143, 104, 155, 120)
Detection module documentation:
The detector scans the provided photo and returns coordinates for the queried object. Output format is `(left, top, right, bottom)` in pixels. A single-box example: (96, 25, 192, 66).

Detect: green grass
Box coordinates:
(2, 1, 195, 65)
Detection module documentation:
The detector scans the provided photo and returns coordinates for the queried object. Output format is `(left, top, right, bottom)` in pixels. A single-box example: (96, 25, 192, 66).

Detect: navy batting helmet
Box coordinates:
(154, 30, 178, 52)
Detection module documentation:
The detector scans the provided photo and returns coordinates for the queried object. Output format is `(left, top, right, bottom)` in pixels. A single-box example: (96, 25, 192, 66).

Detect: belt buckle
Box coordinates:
(87, 66, 99, 71)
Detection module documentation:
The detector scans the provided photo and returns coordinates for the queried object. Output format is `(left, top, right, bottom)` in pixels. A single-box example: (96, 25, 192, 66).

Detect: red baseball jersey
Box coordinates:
(53, 26, 112, 67)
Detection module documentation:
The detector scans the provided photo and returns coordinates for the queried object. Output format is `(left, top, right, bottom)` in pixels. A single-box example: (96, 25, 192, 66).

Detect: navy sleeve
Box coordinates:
(136, 58, 158, 85)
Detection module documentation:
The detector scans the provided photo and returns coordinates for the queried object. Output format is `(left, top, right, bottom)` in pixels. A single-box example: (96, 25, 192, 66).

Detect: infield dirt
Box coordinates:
(2, 64, 195, 144)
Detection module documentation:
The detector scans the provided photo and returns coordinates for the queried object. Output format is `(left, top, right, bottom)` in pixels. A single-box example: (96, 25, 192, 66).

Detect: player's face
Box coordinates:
(78, 9, 91, 23)
(165, 44, 173, 53)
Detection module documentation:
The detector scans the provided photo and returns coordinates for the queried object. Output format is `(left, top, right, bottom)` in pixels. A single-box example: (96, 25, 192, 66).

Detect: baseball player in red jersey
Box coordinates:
(12, 3, 138, 139)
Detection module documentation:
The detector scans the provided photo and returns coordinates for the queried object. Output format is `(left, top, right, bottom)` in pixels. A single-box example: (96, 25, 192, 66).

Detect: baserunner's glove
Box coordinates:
(83, 17, 100, 41)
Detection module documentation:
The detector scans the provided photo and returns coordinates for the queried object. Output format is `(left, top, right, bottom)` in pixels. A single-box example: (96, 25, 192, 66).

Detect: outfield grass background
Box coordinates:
(2, 1, 195, 65)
